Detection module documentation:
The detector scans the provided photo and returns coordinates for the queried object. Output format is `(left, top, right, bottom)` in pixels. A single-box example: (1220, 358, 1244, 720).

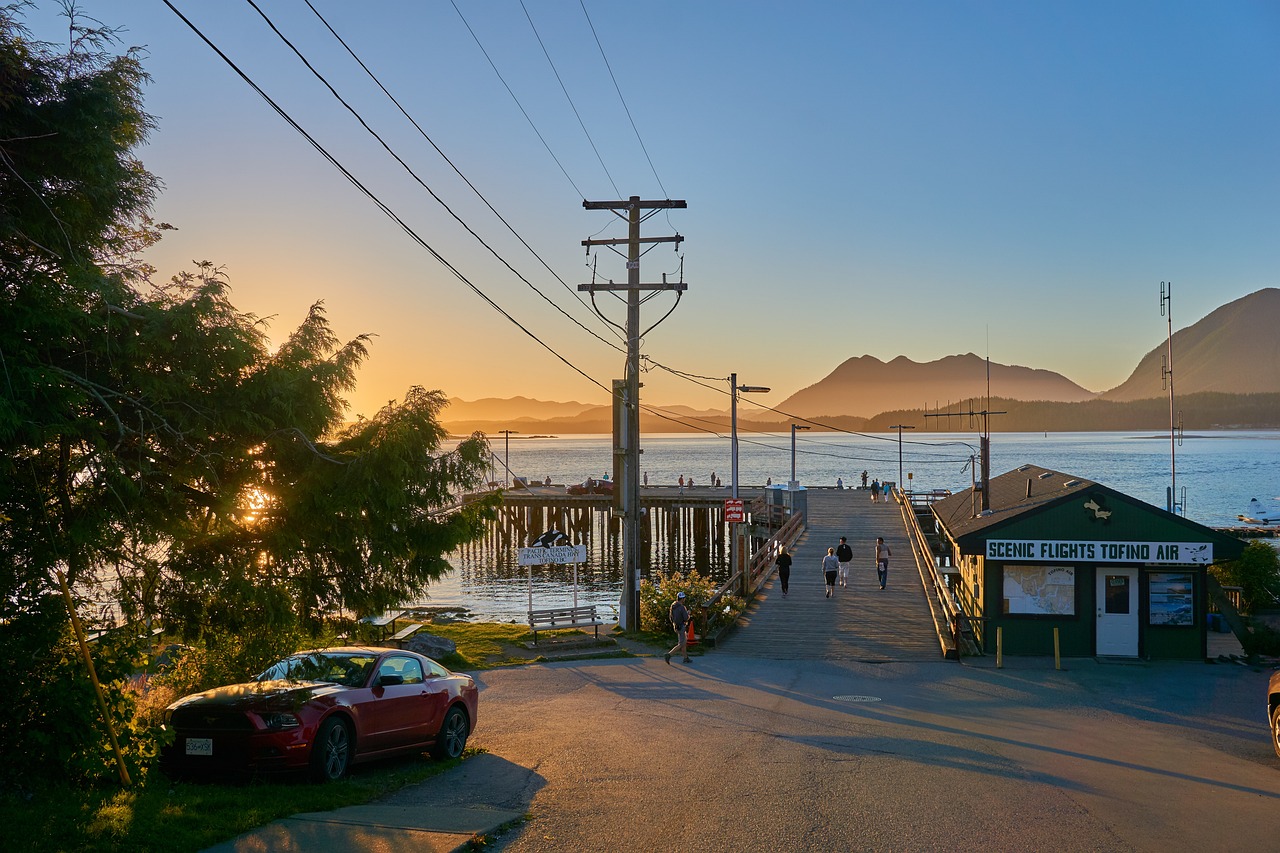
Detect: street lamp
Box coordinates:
(498, 429, 518, 486)
(730, 374, 769, 594)
(730, 373, 770, 499)
(889, 423, 915, 496)
(790, 424, 811, 487)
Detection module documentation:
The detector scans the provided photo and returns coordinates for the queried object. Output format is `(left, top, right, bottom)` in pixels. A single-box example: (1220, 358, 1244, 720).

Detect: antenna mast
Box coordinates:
(1160, 281, 1183, 515)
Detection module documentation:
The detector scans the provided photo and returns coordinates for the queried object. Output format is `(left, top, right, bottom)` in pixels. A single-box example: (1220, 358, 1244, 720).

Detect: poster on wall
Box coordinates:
(1149, 572, 1194, 626)
(1002, 565, 1076, 615)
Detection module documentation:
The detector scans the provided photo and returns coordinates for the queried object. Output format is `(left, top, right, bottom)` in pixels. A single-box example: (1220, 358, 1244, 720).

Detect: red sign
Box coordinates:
(724, 499, 745, 523)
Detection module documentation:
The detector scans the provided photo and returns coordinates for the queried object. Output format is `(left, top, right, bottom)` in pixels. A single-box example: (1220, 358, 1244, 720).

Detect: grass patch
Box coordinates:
(0, 749, 481, 853)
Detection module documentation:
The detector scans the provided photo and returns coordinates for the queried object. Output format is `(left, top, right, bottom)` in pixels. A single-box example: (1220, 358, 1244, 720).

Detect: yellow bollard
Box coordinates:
(1054, 627, 1061, 670)
(996, 626, 1003, 669)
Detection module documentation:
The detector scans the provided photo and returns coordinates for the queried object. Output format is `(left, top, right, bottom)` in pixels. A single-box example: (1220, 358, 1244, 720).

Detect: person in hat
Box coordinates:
(665, 592, 692, 664)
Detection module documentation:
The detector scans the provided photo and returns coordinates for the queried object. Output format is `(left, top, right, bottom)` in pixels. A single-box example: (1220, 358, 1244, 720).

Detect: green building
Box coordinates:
(932, 464, 1245, 660)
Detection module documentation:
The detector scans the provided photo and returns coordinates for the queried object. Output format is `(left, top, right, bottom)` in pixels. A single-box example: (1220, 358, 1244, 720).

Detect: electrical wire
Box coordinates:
(520, 0, 621, 199)
(299, 0, 622, 345)
(162, 0, 615, 401)
(450, 0, 588, 201)
(243, 0, 626, 357)
(579, 0, 668, 200)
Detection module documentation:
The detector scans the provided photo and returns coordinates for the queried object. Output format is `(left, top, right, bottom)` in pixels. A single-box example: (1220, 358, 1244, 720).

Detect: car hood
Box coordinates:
(168, 679, 343, 712)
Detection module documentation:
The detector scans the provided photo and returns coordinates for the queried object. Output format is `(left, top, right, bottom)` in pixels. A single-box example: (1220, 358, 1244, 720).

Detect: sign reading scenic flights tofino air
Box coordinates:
(985, 539, 1212, 565)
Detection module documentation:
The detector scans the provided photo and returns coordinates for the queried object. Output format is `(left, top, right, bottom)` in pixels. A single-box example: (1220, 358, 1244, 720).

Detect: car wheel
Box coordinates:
(311, 717, 352, 782)
(1272, 704, 1280, 760)
(430, 706, 469, 761)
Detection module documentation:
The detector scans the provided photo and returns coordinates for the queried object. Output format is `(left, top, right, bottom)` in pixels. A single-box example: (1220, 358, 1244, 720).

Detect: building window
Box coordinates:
(1148, 571, 1194, 626)
(1001, 565, 1076, 616)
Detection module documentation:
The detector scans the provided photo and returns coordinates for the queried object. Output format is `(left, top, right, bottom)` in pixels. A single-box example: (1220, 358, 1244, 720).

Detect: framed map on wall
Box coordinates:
(1001, 565, 1076, 615)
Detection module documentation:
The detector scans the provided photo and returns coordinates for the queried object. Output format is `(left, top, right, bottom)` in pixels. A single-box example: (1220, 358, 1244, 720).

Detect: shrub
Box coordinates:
(639, 570, 745, 636)
(1211, 541, 1280, 614)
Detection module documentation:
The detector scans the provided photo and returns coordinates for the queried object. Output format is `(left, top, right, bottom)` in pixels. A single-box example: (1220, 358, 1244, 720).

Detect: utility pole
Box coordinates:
(497, 429, 518, 487)
(925, 403, 1004, 514)
(1160, 281, 1183, 515)
(581, 196, 686, 632)
(889, 424, 915, 493)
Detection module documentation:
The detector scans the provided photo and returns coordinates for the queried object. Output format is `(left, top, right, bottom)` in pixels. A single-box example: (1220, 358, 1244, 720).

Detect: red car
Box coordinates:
(161, 647, 477, 781)
(567, 477, 614, 495)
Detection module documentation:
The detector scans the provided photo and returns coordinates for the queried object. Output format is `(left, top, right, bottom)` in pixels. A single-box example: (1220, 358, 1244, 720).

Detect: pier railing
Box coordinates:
(895, 487, 977, 658)
(708, 511, 805, 608)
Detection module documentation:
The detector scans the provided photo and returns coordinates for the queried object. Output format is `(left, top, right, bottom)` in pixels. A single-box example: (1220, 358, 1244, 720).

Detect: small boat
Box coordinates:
(1237, 497, 1279, 525)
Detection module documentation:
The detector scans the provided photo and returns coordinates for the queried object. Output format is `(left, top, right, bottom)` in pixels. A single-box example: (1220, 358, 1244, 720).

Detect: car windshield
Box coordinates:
(257, 652, 377, 687)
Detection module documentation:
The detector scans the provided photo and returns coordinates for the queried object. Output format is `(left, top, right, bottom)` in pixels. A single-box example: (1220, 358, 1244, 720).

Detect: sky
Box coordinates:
(22, 1, 1280, 420)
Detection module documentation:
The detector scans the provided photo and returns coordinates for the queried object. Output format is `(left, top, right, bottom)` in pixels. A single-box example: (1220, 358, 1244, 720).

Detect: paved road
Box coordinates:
(725, 489, 942, 661)
(380, 653, 1279, 852)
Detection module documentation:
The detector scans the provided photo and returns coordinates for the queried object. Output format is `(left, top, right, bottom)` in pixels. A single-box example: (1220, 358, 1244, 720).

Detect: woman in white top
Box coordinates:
(822, 547, 840, 598)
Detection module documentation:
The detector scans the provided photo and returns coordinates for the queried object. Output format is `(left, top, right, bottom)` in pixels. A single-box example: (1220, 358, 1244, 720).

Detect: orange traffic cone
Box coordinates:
(686, 620, 697, 647)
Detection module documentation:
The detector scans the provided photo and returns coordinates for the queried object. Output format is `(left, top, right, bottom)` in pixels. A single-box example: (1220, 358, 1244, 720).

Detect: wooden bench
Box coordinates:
(390, 623, 424, 648)
(527, 605, 605, 644)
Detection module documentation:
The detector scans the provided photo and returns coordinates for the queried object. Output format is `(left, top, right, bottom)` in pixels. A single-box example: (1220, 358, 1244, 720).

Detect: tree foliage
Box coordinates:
(0, 3, 495, 784)
(1211, 540, 1280, 615)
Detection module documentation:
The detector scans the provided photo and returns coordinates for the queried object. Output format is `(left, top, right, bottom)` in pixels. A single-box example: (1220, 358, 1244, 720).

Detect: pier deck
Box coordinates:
(721, 489, 944, 661)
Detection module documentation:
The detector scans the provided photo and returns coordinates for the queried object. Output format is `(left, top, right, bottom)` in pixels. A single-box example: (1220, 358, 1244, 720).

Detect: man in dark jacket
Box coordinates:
(666, 592, 692, 664)
(836, 536, 854, 587)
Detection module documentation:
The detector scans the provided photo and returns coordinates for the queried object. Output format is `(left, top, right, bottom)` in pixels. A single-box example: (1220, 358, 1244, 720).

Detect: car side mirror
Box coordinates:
(377, 673, 404, 687)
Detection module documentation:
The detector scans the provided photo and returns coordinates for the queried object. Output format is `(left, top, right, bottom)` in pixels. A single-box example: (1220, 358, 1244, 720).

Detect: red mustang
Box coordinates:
(567, 477, 614, 495)
(161, 647, 477, 781)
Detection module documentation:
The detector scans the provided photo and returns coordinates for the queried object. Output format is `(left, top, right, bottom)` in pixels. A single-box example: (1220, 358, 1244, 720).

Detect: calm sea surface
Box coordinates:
(423, 430, 1279, 621)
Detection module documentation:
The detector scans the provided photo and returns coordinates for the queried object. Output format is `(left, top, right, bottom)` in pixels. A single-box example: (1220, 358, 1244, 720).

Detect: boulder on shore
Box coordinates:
(406, 633, 457, 660)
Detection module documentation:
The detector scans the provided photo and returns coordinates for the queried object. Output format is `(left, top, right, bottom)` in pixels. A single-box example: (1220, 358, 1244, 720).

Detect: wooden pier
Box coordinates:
(721, 489, 945, 661)
(458, 485, 764, 577)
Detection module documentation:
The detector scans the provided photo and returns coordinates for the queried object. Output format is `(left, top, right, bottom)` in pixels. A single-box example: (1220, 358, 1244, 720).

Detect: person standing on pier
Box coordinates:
(875, 537, 892, 589)
(665, 592, 692, 664)
(861, 470, 869, 488)
(775, 546, 792, 596)
(822, 547, 840, 598)
(835, 536, 854, 587)
(870, 479, 881, 503)
(678, 474, 684, 492)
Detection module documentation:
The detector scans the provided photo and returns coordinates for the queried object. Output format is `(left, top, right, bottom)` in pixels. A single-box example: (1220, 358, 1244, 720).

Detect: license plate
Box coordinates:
(185, 737, 213, 756)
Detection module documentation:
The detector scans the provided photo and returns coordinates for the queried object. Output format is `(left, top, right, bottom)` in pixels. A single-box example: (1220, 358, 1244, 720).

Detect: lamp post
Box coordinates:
(730, 373, 771, 499)
(730, 374, 769, 593)
(790, 424, 811, 488)
(889, 423, 915, 496)
(498, 429, 518, 486)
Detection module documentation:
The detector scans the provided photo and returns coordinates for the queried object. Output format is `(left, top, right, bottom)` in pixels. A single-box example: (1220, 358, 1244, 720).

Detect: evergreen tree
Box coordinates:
(0, 3, 493, 782)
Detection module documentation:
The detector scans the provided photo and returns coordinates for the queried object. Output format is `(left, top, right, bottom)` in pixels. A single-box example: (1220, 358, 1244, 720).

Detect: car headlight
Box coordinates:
(259, 712, 302, 731)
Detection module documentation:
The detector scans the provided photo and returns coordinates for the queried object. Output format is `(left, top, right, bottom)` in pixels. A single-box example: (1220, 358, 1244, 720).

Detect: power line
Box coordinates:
(299, 0, 622, 345)
(578, 0, 668, 199)
(163, 1, 614, 401)
(450, 0, 588, 201)
(520, 0, 621, 198)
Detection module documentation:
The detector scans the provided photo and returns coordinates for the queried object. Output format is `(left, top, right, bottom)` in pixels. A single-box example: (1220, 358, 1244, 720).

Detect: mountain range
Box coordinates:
(441, 288, 1280, 433)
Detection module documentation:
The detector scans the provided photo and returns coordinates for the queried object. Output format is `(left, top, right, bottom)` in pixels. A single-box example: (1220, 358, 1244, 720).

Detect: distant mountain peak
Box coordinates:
(777, 353, 1095, 419)
(1100, 287, 1280, 401)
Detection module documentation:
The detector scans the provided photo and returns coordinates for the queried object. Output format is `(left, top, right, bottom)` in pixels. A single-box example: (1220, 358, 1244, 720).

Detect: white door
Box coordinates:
(1096, 568, 1139, 656)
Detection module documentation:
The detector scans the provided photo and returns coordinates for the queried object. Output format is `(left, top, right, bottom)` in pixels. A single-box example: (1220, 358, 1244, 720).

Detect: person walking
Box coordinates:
(835, 536, 854, 587)
(875, 537, 892, 589)
(822, 547, 840, 598)
(665, 592, 692, 664)
(870, 478, 881, 503)
(775, 546, 793, 596)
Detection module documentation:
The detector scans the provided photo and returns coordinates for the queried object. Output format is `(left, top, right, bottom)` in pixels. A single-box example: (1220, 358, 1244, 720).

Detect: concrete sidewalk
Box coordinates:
(203, 803, 523, 853)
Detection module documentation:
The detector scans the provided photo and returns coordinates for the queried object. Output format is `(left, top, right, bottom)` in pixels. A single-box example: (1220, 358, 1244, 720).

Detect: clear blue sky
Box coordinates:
(24, 1, 1280, 418)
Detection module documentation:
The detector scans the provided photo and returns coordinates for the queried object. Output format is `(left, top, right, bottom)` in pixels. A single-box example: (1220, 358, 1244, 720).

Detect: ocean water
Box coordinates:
(423, 430, 1279, 621)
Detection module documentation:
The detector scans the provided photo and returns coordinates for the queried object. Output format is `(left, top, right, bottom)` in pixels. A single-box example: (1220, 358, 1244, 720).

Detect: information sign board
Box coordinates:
(724, 499, 745, 523)
(517, 544, 588, 566)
